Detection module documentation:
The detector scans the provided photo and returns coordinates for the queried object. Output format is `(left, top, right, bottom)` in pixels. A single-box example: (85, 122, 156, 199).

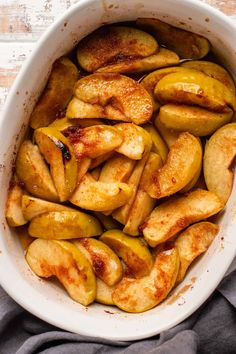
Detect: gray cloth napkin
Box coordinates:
(0, 270, 235, 354)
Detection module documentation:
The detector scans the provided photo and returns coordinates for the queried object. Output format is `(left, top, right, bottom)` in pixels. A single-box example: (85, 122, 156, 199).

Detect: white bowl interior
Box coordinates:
(0, 0, 236, 341)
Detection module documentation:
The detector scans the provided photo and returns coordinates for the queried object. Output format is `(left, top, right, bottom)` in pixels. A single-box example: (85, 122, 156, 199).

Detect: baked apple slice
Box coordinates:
(204, 123, 236, 204)
(6, 182, 27, 227)
(142, 189, 223, 247)
(34, 127, 78, 202)
(112, 247, 179, 313)
(74, 238, 122, 286)
(96, 278, 115, 305)
(143, 124, 168, 163)
(99, 154, 136, 183)
(28, 210, 102, 239)
(100, 229, 153, 278)
(26, 239, 96, 306)
(16, 140, 58, 202)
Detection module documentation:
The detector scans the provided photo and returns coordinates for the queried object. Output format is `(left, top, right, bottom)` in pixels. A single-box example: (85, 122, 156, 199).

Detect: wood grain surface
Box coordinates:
(0, 0, 235, 111)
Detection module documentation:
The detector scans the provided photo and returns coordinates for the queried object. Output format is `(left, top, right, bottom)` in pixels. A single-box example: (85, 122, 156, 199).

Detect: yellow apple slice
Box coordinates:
(89, 151, 114, 169)
(136, 17, 210, 59)
(175, 222, 219, 283)
(28, 210, 102, 239)
(96, 48, 179, 74)
(112, 247, 179, 313)
(34, 127, 78, 202)
(16, 140, 58, 202)
(26, 239, 96, 306)
(94, 213, 121, 230)
(123, 153, 162, 236)
(204, 123, 236, 204)
(62, 125, 123, 159)
(142, 189, 223, 247)
(5, 182, 27, 227)
(96, 278, 115, 305)
(49, 117, 103, 131)
(143, 124, 168, 163)
(66, 73, 153, 125)
(155, 70, 236, 111)
(99, 154, 136, 183)
(114, 123, 151, 160)
(144, 132, 202, 198)
(100, 230, 153, 278)
(77, 26, 158, 72)
(22, 195, 73, 221)
(30, 57, 79, 129)
(74, 238, 122, 286)
(158, 104, 233, 136)
(70, 174, 132, 211)
(181, 60, 236, 94)
(154, 114, 180, 148)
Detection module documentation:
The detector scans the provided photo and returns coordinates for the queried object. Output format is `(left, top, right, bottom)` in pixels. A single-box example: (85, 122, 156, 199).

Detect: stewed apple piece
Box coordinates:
(143, 124, 168, 163)
(204, 123, 236, 204)
(99, 154, 136, 183)
(70, 174, 132, 212)
(100, 230, 153, 278)
(28, 210, 102, 239)
(144, 132, 202, 198)
(175, 222, 219, 283)
(77, 26, 158, 72)
(66, 73, 153, 125)
(74, 238, 122, 286)
(96, 278, 115, 305)
(34, 127, 78, 202)
(142, 189, 223, 247)
(112, 247, 179, 313)
(6, 182, 27, 227)
(30, 57, 79, 129)
(16, 140, 58, 202)
(26, 239, 96, 306)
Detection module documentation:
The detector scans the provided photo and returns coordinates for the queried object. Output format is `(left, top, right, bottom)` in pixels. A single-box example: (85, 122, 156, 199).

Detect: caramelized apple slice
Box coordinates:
(154, 114, 180, 148)
(96, 278, 115, 305)
(155, 70, 236, 111)
(144, 133, 202, 198)
(74, 238, 122, 286)
(142, 189, 223, 247)
(175, 222, 219, 283)
(66, 73, 153, 125)
(49, 117, 103, 130)
(28, 210, 102, 239)
(77, 26, 158, 72)
(30, 57, 79, 129)
(112, 247, 179, 313)
(97, 48, 179, 74)
(70, 174, 132, 211)
(204, 123, 236, 204)
(136, 18, 210, 59)
(16, 140, 58, 202)
(143, 124, 168, 163)
(94, 212, 121, 230)
(99, 154, 136, 183)
(100, 230, 153, 278)
(5, 182, 27, 227)
(26, 239, 96, 306)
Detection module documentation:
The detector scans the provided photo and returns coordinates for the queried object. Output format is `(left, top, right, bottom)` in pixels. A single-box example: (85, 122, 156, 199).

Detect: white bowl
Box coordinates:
(0, 0, 236, 341)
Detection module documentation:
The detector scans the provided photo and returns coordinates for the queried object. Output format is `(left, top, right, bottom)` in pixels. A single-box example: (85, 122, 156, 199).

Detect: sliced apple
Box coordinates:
(112, 247, 179, 313)
(16, 140, 58, 202)
(22, 195, 73, 221)
(99, 154, 136, 183)
(123, 153, 162, 236)
(155, 70, 236, 111)
(70, 174, 132, 212)
(144, 133, 202, 199)
(89, 151, 114, 169)
(96, 278, 115, 305)
(76, 157, 91, 183)
(77, 26, 158, 72)
(34, 127, 78, 202)
(94, 212, 121, 230)
(100, 229, 153, 278)
(49, 117, 103, 131)
(181, 60, 236, 94)
(114, 123, 151, 160)
(5, 182, 27, 227)
(28, 210, 102, 239)
(62, 125, 123, 159)
(142, 189, 223, 247)
(30, 57, 79, 129)
(74, 238, 122, 286)
(180, 158, 202, 193)
(175, 222, 219, 283)
(154, 114, 180, 148)
(143, 124, 168, 163)
(66, 73, 153, 125)
(96, 48, 179, 74)
(26, 239, 96, 306)
(158, 104, 233, 136)
(136, 17, 210, 59)
(204, 123, 236, 204)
